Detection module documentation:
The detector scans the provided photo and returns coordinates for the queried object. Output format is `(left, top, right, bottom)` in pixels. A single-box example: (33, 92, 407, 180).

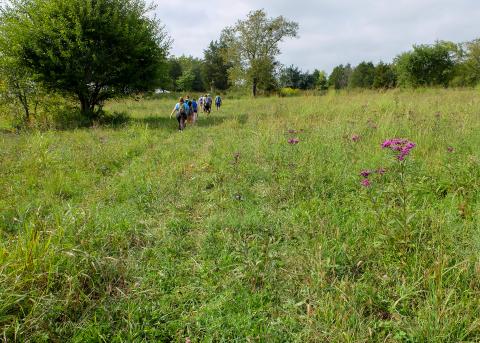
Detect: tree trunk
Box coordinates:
(19, 93, 30, 122)
(252, 78, 258, 97)
(13, 81, 30, 122)
(79, 93, 97, 119)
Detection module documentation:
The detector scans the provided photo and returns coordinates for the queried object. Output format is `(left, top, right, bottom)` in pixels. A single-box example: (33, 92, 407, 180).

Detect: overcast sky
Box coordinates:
(156, 0, 480, 73)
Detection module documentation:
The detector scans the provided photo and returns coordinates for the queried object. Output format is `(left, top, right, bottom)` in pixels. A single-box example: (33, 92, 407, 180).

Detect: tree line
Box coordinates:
(167, 39, 480, 94)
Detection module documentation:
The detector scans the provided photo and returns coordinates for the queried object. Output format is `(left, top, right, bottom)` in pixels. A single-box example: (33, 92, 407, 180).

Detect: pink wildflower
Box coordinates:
(361, 179, 371, 187)
(382, 138, 416, 161)
(360, 170, 372, 178)
(377, 168, 386, 175)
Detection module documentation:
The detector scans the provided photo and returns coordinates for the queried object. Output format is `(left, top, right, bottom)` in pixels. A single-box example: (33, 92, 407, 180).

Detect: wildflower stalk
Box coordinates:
(399, 160, 409, 241)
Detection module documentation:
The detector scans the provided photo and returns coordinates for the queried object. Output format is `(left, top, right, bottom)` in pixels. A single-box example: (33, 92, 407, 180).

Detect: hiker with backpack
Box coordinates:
(215, 95, 222, 111)
(204, 94, 213, 115)
(198, 96, 204, 113)
(186, 97, 194, 124)
(191, 98, 199, 123)
(170, 97, 189, 131)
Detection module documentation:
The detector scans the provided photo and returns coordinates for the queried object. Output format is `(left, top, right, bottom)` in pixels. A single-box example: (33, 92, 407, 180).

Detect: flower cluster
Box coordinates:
(286, 129, 304, 145)
(382, 138, 416, 161)
(361, 179, 371, 187)
(360, 168, 386, 187)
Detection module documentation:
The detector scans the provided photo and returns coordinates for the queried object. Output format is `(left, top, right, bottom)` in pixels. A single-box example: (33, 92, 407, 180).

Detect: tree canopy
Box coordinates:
(349, 62, 375, 89)
(221, 9, 298, 96)
(203, 40, 231, 91)
(1, 0, 171, 118)
(394, 41, 456, 87)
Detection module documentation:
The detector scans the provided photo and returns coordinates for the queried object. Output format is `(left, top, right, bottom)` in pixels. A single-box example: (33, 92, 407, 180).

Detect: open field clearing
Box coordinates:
(1, 89, 480, 341)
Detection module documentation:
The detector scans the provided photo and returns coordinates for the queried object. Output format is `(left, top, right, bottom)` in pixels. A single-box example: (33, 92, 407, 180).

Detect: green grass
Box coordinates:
(1, 89, 480, 342)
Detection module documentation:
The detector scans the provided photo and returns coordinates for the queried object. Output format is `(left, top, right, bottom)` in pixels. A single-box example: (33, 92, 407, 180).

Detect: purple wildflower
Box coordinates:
(447, 146, 454, 153)
(352, 135, 360, 142)
(288, 138, 300, 145)
(382, 138, 416, 161)
(360, 170, 372, 178)
(361, 179, 371, 187)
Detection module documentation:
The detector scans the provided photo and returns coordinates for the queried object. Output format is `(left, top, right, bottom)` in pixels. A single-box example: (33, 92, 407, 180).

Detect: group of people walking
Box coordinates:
(170, 94, 222, 131)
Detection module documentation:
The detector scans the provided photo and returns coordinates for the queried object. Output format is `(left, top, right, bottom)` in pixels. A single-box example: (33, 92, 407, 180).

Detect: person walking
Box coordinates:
(186, 97, 194, 124)
(199, 95, 204, 113)
(215, 95, 222, 111)
(204, 94, 212, 115)
(191, 98, 199, 123)
(170, 97, 189, 131)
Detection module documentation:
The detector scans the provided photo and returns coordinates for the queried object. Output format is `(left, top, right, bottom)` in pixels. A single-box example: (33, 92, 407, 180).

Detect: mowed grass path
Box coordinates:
(1, 90, 480, 341)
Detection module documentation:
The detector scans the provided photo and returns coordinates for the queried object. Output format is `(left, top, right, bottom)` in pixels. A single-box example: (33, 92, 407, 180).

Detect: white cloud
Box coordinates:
(154, 0, 480, 72)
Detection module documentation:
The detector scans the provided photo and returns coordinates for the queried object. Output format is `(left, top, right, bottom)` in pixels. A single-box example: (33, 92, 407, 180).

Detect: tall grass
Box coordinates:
(1, 89, 479, 341)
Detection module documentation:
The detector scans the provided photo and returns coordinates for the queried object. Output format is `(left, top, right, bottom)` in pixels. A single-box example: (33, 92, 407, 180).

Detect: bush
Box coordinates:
(279, 87, 300, 97)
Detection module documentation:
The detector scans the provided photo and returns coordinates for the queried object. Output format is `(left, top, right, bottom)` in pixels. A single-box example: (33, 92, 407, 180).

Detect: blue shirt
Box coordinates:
(175, 103, 189, 112)
(192, 101, 198, 111)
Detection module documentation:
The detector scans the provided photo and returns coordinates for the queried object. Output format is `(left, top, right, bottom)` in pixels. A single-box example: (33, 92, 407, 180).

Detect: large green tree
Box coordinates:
(394, 41, 456, 87)
(349, 61, 375, 88)
(329, 64, 352, 90)
(167, 58, 183, 91)
(373, 62, 397, 89)
(451, 39, 480, 87)
(2, 0, 171, 118)
(203, 40, 231, 91)
(221, 9, 298, 96)
(176, 56, 205, 92)
(279, 65, 302, 89)
(0, 1, 43, 122)
(312, 69, 329, 91)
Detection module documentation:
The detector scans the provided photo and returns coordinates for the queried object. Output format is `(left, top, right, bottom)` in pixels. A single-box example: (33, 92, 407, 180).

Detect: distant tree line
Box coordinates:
(326, 40, 480, 90)
(164, 38, 480, 95)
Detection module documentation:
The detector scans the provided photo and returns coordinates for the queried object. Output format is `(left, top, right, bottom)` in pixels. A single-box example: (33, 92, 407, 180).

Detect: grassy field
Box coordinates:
(1, 89, 480, 342)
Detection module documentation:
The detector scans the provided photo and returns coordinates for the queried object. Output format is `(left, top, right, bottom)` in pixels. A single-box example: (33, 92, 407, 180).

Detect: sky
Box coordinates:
(155, 0, 480, 73)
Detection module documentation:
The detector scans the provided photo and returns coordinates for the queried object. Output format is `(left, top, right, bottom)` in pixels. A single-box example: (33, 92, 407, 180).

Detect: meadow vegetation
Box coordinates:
(1, 89, 479, 341)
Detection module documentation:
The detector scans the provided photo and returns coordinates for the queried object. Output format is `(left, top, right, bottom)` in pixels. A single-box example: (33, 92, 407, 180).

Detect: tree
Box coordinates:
(373, 62, 397, 89)
(394, 41, 456, 87)
(167, 58, 183, 91)
(349, 62, 375, 88)
(221, 9, 298, 96)
(451, 39, 480, 87)
(176, 70, 195, 92)
(177, 56, 206, 92)
(312, 69, 329, 90)
(203, 40, 231, 91)
(2, 0, 171, 118)
(464, 39, 480, 85)
(0, 1, 43, 122)
(329, 64, 352, 90)
(279, 65, 302, 88)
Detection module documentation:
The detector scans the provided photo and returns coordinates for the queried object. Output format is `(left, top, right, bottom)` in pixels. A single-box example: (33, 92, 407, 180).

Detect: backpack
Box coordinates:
(187, 100, 193, 115)
(178, 103, 186, 116)
(206, 96, 212, 105)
